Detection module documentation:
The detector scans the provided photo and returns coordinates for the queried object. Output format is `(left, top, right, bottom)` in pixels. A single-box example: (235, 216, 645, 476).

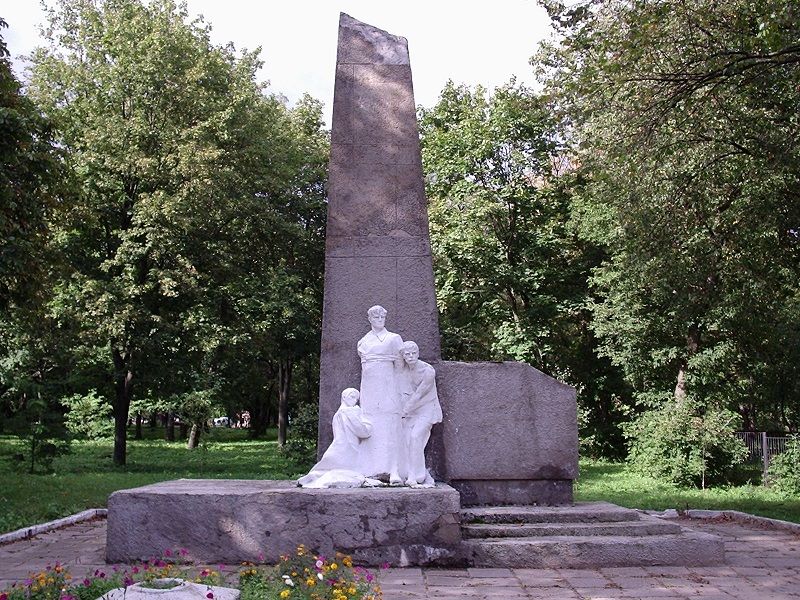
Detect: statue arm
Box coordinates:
(404, 367, 436, 415)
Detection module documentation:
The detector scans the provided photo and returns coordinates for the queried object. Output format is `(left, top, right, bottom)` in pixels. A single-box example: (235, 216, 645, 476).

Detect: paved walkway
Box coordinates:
(1, 517, 799, 599)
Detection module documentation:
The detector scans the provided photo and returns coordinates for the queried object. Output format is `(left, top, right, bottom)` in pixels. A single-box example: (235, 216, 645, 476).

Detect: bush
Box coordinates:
(61, 391, 113, 439)
(625, 401, 747, 488)
(281, 401, 318, 471)
(767, 435, 800, 496)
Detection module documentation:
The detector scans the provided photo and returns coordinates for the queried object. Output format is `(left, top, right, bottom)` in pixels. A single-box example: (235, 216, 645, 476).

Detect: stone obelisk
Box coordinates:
(318, 14, 441, 451)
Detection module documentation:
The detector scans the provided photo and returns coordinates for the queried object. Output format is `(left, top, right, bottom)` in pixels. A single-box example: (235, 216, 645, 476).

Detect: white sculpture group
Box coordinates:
(298, 305, 442, 488)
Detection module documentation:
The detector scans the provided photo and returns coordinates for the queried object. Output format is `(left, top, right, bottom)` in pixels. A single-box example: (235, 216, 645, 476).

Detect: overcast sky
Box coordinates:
(2, 1, 552, 126)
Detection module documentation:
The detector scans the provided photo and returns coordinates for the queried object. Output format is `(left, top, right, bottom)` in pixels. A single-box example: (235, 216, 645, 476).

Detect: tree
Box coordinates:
(27, 0, 327, 463)
(536, 0, 800, 446)
(419, 81, 630, 456)
(0, 17, 61, 309)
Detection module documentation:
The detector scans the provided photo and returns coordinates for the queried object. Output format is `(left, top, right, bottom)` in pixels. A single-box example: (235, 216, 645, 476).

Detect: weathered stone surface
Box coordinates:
(319, 14, 441, 453)
(461, 530, 725, 568)
(426, 361, 578, 504)
(459, 502, 725, 567)
(106, 479, 461, 566)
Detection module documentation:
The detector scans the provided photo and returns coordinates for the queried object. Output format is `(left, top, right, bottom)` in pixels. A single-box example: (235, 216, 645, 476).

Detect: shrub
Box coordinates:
(767, 435, 800, 496)
(281, 401, 318, 471)
(625, 401, 747, 488)
(61, 391, 113, 439)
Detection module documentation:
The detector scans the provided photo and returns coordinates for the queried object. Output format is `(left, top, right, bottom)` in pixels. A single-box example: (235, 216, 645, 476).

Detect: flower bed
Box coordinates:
(1, 546, 382, 600)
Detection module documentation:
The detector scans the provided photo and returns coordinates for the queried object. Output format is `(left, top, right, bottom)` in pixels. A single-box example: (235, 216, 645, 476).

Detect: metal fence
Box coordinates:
(735, 431, 790, 476)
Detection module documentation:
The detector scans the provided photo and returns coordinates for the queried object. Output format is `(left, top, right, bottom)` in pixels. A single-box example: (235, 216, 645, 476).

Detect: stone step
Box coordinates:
(462, 529, 724, 568)
(462, 518, 682, 539)
(461, 501, 642, 525)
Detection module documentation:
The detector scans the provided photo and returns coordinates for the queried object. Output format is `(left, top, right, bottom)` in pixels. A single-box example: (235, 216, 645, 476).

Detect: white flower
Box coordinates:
(315, 560, 324, 569)
(317, 572, 323, 580)
(282, 575, 294, 587)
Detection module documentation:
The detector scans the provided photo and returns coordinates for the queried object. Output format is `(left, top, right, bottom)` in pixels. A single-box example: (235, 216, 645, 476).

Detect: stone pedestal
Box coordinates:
(106, 479, 461, 566)
(429, 361, 579, 505)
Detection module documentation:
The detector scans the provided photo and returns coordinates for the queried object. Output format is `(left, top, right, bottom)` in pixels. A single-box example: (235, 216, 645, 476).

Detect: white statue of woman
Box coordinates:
(356, 305, 404, 484)
(297, 388, 374, 488)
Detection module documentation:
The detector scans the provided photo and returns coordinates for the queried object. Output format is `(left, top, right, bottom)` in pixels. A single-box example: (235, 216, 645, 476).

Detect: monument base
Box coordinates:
(106, 479, 461, 566)
(452, 479, 573, 506)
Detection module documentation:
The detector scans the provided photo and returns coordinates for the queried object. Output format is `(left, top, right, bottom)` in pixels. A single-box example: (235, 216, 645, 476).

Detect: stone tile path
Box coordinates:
(2, 517, 799, 599)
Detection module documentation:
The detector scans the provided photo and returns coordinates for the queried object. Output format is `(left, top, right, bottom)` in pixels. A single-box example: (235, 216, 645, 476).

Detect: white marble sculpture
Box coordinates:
(299, 306, 443, 489)
(399, 341, 442, 486)
(356, 305, 405, 484)
(297, 388, 377, 488)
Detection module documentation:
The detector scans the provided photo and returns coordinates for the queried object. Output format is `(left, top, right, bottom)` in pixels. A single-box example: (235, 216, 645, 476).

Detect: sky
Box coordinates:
(2, 1, 553, 126)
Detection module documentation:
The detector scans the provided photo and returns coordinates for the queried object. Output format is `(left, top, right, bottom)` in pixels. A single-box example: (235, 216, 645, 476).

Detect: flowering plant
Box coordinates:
(2, 546, 383, 600)
(239, 545, 382, 600)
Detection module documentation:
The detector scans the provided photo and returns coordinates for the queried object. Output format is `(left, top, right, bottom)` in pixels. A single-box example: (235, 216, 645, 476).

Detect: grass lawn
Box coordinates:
(0, 427, 306, 534)
(3, 433, 799, 534)
(576, 459, 800, 524)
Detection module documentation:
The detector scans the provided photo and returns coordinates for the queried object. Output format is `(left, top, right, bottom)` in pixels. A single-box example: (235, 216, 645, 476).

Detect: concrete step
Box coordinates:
(462, 529, 724, 568)
(461, 501, 642, 525)
(462, 518, 683, 539)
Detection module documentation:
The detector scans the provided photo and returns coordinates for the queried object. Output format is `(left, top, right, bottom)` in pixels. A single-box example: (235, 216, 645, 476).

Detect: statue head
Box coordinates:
(341, 387, 360, 407)
(367, 305, 387, 329)
(401, 341, 419, 366)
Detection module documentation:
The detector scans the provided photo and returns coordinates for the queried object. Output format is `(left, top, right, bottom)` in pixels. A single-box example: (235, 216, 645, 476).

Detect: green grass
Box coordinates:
(3, 435, 799, 535)
(576, 459, 800, 524)
(0, 427, 306, 534)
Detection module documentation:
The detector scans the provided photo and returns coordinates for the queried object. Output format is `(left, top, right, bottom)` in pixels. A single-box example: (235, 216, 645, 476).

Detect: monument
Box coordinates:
(318, 13, 579, 506)
(105, 13, 724, 569)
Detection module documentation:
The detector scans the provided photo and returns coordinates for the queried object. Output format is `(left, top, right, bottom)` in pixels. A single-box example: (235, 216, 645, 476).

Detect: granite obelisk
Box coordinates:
(318, 14, 441, 451)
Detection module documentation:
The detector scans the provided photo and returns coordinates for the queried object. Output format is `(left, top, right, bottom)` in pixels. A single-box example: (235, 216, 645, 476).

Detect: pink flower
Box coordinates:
(200, 569, 210, 578)
(257, 552, 264, 562)
(1, 592, 8, 600)
(179, 549, 189, 557)
(365, 573, 374, 583)
(164, 549, 172, 557)
(132, 567, 140, 574)
(83, 579, 91, 587)
(123, 578, 134, 588)
(380, 562, 390, 570)
(206, 593, 214, 599)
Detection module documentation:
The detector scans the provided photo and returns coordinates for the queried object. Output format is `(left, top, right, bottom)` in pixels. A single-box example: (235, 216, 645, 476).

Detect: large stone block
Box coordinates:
(106, 480, 461, 566)
(428, 361, 578, 505)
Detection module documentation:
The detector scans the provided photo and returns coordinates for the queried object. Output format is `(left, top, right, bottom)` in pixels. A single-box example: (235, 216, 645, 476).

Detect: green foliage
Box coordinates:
(419, 80, 631, 457)
(576, 458, 800, 524)
(61, 390, 114, 439)
(280, 400, 318, 471)
(625, 401, 747, 488)
(767, 435, 800, 497)
(13, 0, 329, 464)
(0, 18, 62, 309)
(4, 395, 70, 474)
(536, 0, 800, 444)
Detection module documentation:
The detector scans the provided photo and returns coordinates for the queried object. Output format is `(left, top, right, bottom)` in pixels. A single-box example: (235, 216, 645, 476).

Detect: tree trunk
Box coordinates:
(165, 412, 175, 441)
(179, 422, 188, 439)
(112, 347, 133, 466)
(277, 357, 293, 447)
(674, 324, 700, 404)
(134, 413, 142, 440)
(187, 423, 201, 449)
(149, 411, 157, 428)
